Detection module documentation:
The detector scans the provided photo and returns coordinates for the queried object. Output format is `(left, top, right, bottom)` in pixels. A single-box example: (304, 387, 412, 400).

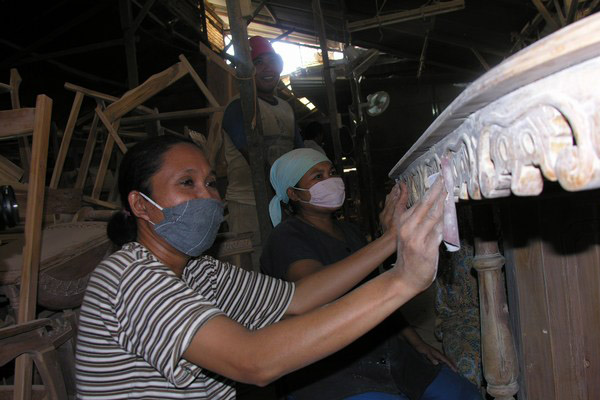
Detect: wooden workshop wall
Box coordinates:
(501, 188, 600, 400)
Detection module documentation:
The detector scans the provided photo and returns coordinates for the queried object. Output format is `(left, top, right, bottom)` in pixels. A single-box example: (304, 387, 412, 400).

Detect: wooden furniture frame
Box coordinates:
(50, 55, 224, 210)
(388, 13, 600, 400)
(0, 314, 77, 400)
(0, 94, 53, 400)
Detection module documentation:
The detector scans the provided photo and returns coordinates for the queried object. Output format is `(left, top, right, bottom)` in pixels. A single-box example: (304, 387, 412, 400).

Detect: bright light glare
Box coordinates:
(343, 167, 357, 173)
(225, 35, 343, 75)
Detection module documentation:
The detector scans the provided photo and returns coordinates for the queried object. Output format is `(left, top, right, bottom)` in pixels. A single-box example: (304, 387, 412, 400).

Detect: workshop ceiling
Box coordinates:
(1, 0, 597, 180)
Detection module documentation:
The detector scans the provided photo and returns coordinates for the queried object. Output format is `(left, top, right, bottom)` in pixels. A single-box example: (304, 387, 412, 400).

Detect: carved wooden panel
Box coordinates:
(388, 13, 600, 205)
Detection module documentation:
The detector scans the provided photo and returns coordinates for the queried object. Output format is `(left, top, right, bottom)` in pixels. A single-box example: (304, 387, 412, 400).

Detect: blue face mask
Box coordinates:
(140, 193, 224, 257)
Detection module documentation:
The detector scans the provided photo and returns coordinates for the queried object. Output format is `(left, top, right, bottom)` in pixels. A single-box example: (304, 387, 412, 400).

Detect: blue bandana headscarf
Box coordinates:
(269, 148, 330, 226)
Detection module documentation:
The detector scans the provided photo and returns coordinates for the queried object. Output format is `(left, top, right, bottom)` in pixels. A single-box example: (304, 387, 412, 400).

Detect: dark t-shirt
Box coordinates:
(260, 217, 441, 400)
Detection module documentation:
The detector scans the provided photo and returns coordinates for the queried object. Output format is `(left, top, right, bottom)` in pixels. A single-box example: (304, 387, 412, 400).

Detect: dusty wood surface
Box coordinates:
(389, 13, 600, 203)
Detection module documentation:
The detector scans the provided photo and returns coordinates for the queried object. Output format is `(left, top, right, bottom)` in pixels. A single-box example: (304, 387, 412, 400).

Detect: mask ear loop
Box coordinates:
(139, 192, 164, 211)
(291, 186, 311, 204)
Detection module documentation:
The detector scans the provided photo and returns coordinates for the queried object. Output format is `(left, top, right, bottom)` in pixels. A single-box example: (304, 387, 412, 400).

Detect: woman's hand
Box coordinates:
(412, 341, 457, 371)
(378, 183, 402, 234)
(392, 177, 446, 293)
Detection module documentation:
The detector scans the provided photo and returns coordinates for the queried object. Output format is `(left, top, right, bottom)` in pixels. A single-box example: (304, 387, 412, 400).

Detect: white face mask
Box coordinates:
(293, 177, 345, 208)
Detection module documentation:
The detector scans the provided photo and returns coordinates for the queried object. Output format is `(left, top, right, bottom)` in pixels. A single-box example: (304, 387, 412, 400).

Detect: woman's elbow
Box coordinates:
(235, 360, 282, 387)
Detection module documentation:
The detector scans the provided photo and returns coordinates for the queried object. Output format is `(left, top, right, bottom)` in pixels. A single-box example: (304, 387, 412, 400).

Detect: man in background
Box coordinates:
(221, 36, 303, 270)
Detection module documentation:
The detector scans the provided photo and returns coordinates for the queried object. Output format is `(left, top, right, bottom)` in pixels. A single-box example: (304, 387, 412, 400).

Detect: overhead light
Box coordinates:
(343, 167, 357, 173)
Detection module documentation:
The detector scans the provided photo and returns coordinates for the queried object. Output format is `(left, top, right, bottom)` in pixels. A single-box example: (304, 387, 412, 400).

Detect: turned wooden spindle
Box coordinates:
(472, 205, 519, 400)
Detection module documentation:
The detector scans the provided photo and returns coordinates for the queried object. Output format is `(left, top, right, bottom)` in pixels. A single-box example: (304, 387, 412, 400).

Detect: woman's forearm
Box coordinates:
(185, 268, 420, 386)
(287, 231, 396, 315)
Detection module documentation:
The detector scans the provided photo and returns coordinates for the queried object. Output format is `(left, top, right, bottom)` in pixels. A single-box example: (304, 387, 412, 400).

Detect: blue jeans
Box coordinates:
(342, 366, 482, 400)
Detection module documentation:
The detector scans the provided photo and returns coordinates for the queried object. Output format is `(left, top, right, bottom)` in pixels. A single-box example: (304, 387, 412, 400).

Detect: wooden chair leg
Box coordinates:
(32, 347, 68, 400)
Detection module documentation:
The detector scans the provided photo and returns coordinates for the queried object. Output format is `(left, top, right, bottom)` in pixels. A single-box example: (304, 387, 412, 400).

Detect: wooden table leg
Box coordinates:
(472, 205, 519, 400)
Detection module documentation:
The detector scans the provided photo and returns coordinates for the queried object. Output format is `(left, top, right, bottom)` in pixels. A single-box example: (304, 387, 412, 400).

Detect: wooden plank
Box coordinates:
(75, 111, 100, 189)
(570, 201, 600, 398)
(64, 82, 155, 114)
(103, 61, 188, 122)
(503, 199, 556, 399)
(198, 40, 235, 75)
(82, 195, 120, 210)
(91, 135, 115, 200)
(0, 154, 23, 182)
(10, 68, 22, 108)
(179, 54, 220, 107)
(50, 91, 84, 188)
(539, 198, 587, 399)
(0, 108, 35, 138)
(119, 106, 223, 123)
(14, 94, 52, 400)
(531, 0, 561, 31)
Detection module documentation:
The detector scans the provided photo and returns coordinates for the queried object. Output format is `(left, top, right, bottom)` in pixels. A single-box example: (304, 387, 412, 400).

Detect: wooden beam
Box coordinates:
(75, 110, 100, 189)
(312, 0, 344, 176)
(131, 0, 157, 32)
(347, 0, 464, 32)
(49, 91, 84, 188)
(247, 0, 268, 24)
(14, 95, 52, 400)
(566, 0, 580, 23)
(0, 108, 35, 138)
(82, 196, 120, 210)
(12, 39, 125, 67)
(64, 83, 155, 114)
(471, 48, 491, 71)
(10, 68, 22, 108)
(0, 2, 109, 69)
(531, 0, 561, 31)
(0, 39, 125, 88)
(271, 29, 294, 43)
(120, 106, 224, 123)
(553, 0, 567, 26)
(0, 155, 23, 182)
(119, 0, 139, 88)
(179, 54, 220, 107)
(96, 107, 128, 153)
(103, 61, 188, 122)
(225, 0, 273, 248)
(198, 41, 235, 75)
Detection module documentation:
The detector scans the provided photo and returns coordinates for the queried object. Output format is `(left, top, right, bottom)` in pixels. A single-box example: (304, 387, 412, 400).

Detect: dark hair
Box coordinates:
(107, 135, 195, 246)
(301, 121, 323, 141)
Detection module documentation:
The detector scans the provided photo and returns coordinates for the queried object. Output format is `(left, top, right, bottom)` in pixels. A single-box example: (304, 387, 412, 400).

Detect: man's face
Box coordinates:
(253, 53, 283, 95)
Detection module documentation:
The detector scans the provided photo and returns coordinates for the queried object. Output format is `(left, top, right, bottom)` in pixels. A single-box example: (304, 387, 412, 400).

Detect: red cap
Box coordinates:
(249, 36, 276, 61)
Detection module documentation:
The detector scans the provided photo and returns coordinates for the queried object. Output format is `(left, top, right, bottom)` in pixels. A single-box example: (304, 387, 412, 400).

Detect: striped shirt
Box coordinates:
(76, 242, 294, 399)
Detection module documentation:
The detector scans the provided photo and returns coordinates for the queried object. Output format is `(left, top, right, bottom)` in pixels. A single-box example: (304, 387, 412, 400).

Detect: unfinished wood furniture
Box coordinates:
(388, 13, 600, 400)
(0, 221, 112, 311)
(0, 93, 53, 400)
(0, 313, 77, 400)
(52, 55, 224, 211)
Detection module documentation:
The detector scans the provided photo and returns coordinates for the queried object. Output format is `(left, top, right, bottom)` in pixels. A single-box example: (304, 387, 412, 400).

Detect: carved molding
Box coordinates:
(391, 55, 600, 205)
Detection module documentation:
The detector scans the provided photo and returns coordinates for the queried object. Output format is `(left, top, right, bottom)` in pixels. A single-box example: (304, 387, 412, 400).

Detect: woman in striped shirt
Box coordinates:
(75, 135, 446, 399)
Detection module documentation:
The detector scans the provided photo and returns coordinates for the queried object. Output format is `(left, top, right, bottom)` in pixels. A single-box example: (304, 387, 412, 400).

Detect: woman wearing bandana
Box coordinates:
(261, 148, 482, 400)
(75, 136, 447, 400)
